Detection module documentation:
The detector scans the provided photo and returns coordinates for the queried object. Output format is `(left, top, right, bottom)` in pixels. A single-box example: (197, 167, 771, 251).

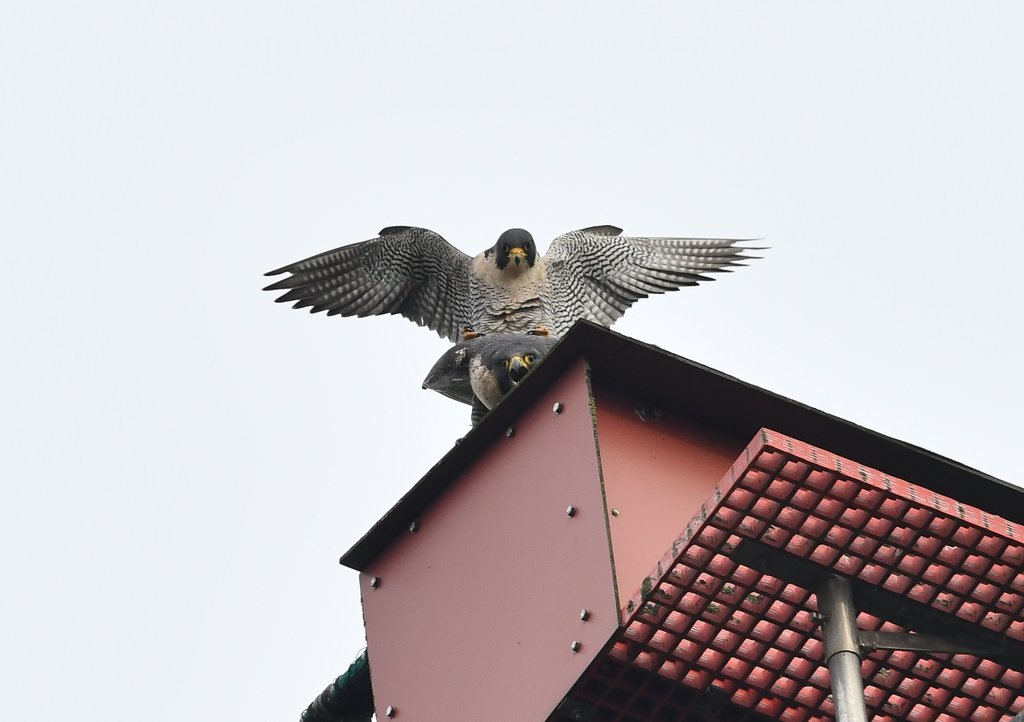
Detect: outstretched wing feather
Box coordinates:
(264, 227, 473, 341)
(544, 228, 759, 335)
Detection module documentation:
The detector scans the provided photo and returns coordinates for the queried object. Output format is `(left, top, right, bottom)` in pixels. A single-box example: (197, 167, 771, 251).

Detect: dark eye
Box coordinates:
(525, 355, 535, 364)
(502, 244, 509, 252)
(503, 359, 511, 368)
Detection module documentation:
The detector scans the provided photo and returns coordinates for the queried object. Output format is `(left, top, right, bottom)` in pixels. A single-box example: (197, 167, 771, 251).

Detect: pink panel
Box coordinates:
(360, 359, 618, 722)
(592, 386, 743, 611)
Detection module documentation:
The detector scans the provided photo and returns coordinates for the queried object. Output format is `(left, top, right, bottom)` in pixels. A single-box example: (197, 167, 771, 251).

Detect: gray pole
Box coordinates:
(817, 575, 869, 722)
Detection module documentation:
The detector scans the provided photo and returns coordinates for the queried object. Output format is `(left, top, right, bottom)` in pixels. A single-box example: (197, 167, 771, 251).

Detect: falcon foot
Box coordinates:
(462, 326, 484, 340)
(527, 325, 551, 337)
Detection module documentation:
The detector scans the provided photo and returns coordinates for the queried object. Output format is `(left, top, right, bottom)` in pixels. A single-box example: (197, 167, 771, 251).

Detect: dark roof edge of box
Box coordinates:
(341, 321, 1018, 571)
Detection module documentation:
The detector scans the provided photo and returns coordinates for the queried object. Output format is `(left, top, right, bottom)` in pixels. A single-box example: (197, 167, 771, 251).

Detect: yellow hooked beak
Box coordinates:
(507, 354, 533, 383)
(508, 246, 527, 265)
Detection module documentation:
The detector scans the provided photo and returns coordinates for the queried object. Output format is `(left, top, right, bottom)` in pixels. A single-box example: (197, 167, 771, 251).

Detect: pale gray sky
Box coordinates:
(2, 3, 1022, 720)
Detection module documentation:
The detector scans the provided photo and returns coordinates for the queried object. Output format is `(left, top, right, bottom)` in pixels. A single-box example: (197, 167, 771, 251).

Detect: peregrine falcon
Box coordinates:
(422, 332, 558, 424)
(264, 225, 758, 341)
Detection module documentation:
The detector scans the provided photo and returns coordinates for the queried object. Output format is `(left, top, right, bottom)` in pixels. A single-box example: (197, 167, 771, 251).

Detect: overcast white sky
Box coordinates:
(2, 3, 1022, 720)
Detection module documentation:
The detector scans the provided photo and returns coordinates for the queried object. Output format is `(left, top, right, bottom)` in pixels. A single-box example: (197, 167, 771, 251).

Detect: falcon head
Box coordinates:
(469, 334, 555, 410)
(491, 228, 537, 271)
(504, 352, 535, 384)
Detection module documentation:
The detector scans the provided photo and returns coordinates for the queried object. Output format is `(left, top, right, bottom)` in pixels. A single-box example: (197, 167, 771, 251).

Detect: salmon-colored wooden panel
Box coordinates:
(360, 360, 618, 722)
(592, 385, 743, 611)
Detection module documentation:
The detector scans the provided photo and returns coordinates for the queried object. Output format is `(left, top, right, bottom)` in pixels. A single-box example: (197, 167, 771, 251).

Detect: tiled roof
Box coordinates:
(556, 430, 1024, 721)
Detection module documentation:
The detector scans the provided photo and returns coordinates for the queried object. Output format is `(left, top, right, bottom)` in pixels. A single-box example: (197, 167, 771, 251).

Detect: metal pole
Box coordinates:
(817, 575, 868, 722)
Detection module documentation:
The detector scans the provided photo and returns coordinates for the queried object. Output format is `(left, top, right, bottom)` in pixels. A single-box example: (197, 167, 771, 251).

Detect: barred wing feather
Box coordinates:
(264, 226, 473, 342)
(543, 225, 758, 336)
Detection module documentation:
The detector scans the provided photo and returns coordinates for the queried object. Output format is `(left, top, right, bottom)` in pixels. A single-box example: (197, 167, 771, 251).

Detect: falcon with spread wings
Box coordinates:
(264, 225, 759, 341)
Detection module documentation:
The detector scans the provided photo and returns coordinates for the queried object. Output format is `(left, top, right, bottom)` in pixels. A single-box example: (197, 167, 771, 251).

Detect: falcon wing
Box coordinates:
(264, 226, 473, 342)
(543, 225, 760, 335)
(422, 344, 476, 406)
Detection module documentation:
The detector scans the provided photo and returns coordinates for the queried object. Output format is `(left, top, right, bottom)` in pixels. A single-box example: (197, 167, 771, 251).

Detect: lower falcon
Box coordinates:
(423, 332, 558, 424)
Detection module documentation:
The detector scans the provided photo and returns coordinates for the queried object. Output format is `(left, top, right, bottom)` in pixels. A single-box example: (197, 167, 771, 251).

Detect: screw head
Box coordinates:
(580, 609, 591, 621)
(552, 402, 564, 414)
(385, 705, 397, 718)
(505, 426, 515, 438)
(570, 640, 582, 653)
(611, 508, 621, 517)
(408, 521, 419, 533)
(566, 505, 577, 518)
(369, 576, 380, 588)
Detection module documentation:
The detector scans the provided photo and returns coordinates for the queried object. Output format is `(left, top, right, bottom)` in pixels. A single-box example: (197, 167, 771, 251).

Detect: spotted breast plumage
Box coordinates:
(264, 225, 759, 341)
